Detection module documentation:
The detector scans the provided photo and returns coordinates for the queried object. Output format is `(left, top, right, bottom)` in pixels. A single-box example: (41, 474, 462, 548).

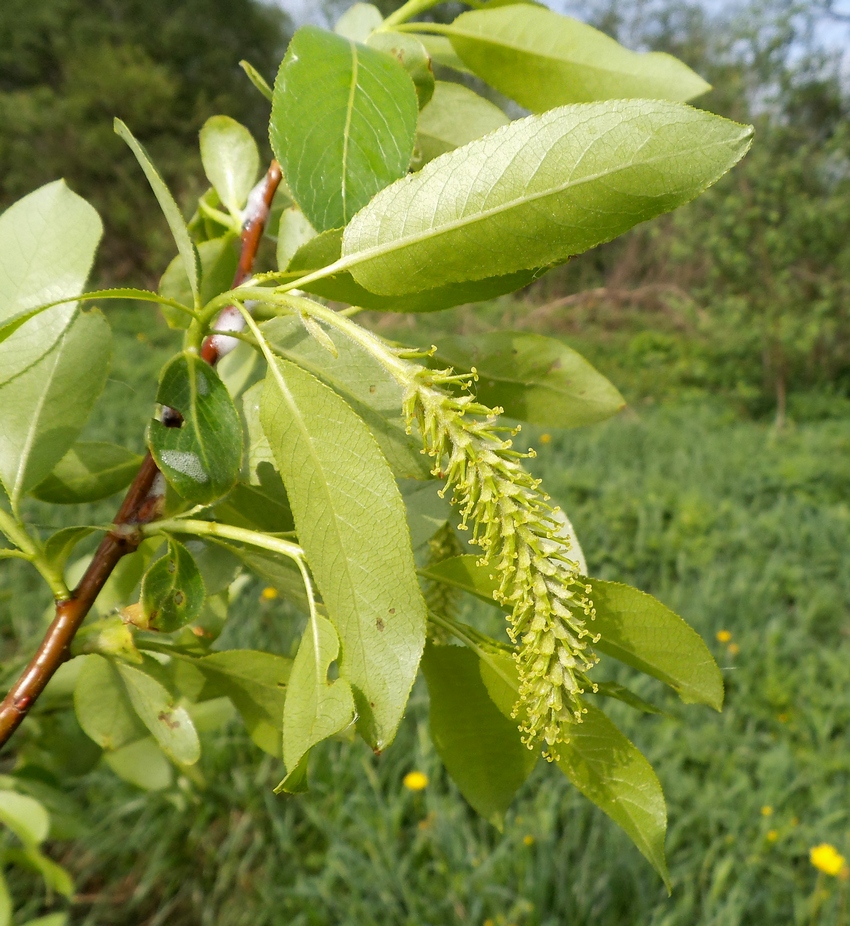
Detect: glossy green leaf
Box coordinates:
(30, 442, 142, 504)
(270, 26, 419, 231)
(367, 32, 434, 109)
(260, 356, 427, 748)
(262, 314, 429, 479)
(140, 538, 206, 632)
(283, 615, 355, 773)
(276, 207, 317, 272)
(589, 580, 723, 711)
(0, 309, 111, 511)
(341, 101, 753, 296)
(436, 6, 710, 110)
(115, 118, 201, 306)
(200, 116, 260, 217)
(422, 645, 536, 827)
(103, 737, 173, 791)
(0, 182, 101, 385)
(159, 235, 239, 329)
(192, 650, 292, 756)
(434, 331, 625, 427)
(413, 80, 508, 167)
(239, 59, 273, 102)
(557, 704, 670, 889)
(287, 227, 541, 312)
(0, 791, 49, 845)
(74, 655, 145, 750)
(334, 3, 383, 41)
(116, 663, 201, 765)
(148, 353, 242, 504)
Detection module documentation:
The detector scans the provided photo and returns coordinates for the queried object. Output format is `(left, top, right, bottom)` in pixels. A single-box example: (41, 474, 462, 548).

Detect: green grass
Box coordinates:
(5, 307, 850, 924)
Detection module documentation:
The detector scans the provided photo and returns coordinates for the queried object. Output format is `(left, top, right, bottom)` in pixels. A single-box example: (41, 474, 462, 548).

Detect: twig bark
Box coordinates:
(0, 160, 283, 749)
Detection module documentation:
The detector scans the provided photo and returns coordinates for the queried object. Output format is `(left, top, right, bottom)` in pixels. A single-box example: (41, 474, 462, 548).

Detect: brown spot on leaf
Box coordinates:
(376, 618, 385, 632)
(174, 590, 186, 606)
(388, 608, 396, 614)
(158, 711, 180, 729)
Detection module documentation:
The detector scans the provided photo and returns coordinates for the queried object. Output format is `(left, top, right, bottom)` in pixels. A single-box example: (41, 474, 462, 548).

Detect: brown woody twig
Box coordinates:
(0, 161, 283, 749)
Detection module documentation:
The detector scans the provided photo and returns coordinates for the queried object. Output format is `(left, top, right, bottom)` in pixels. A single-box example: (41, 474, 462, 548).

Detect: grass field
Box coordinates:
(4, 305, 850, 924)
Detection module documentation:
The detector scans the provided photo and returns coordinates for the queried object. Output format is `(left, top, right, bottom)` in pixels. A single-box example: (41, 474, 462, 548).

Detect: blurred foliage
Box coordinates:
(0, 0, 290, 282)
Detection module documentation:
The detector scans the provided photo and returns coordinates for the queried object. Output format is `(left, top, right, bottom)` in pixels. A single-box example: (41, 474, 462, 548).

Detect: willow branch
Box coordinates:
(0, 160, 283, 750)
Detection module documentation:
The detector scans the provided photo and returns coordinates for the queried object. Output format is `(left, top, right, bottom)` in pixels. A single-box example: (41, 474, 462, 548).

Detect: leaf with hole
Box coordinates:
(434, 331, 625, 427)
(341, 101, 752, 296)
(140, 538, 206, 632)
(283, 615, 355, 774)
(260, 355, 427, 749)
(270, 26, 418, 231)
(148, 353, 242, 504)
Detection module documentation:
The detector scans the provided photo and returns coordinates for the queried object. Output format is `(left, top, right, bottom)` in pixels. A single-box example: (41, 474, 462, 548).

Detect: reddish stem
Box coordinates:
(0, 161, 283, 749)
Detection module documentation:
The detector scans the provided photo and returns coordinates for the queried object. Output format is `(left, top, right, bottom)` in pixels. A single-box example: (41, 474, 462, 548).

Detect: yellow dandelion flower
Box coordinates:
(727, 642, 740, 656)
(716, 630, 732, 643)
(403, 771, 428, 791)
(539, 433, 552, 445)
(811, 843, 846, 876)
(761, 806, 773, 817)
(523, 834, 535, 846)
(767, 830, 779, 842)
(260, 587, 278, 601)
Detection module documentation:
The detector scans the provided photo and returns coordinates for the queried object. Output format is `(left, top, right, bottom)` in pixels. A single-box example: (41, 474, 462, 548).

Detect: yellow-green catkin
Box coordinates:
(402, 366, 598, 758)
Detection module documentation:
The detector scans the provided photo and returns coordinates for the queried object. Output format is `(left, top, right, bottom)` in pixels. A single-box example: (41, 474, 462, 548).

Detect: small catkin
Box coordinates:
(401, 364, 598, 759)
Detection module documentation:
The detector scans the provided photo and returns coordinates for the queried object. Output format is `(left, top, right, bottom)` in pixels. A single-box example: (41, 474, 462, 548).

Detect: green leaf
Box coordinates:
(556, 704, 670, 889)
(0, 875, 9, 926)
(419, 557, 722, 711)
(433, 331, 625, 427)
(591, 681, 664, 715)
(140, 538, 206, 632)
(148, 353, 242, 504)
(213, 481, 295, 534)
(334, 3, 383, 41)
(0, 791, 49, 845)
(422, 645, 536, 827)
(0, 181, 101, 386)
(159, 236, 239, 330)
(191, 650, 292, 757)
(262, 314, 429, 479)
(200, 116, 260, 218)
(283, 614, 355, 773)
(438, 6, 710, 110)
(239, 60, 273, 102)
(115, 118, 201, 306)
(276, 207, 317, 272)
(16, 847, 73, 897)
(30, 442, 142, 504)
(103, 737, 173, 791)
(20, 913, 68, 926)
(417, 35, 471, 74)
(589, 580, 724, 711)
(116, 663, 201, 765)
(287, 227, 541, 312)
(260, 356, 427, 748)
(413, 80, 508, 168)
(74, 654, 145, 751)
(367, 32, 434, 109)
(221, 543, 309, 613)
(0, 309, 111, 510)
(182, 539, 241, 596)
(270, 26, 419, 231)
(341, 101, 752, 296)
(42, 526, 96, 573)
